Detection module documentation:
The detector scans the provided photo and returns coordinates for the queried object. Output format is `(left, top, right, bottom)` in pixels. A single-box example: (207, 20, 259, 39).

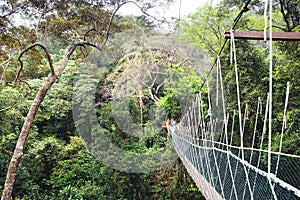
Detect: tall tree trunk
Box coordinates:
(1, 75, 57, 200)
(1, 44, 77, 200)
(1, 2, 148, 198)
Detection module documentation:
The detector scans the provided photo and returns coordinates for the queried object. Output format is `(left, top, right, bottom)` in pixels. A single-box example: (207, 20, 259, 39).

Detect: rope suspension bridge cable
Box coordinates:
(198, 0, 252, 91)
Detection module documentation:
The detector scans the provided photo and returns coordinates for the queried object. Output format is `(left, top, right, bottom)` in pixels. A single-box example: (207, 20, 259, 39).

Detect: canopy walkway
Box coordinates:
(169, 90, 300, 199)
(168, 1, 300, 198)
(168, 53, 300, 199)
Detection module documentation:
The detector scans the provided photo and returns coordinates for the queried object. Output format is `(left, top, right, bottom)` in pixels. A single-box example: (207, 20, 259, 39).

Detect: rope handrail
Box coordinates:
(171, 131, 300, 197)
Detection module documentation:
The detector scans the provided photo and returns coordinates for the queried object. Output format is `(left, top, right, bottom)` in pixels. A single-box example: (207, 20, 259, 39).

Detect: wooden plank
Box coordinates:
(224, 31, 300, 41)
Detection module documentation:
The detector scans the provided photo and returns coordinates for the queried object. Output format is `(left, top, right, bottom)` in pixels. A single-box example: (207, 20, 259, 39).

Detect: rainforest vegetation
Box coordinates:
(0, 0, 299, 199)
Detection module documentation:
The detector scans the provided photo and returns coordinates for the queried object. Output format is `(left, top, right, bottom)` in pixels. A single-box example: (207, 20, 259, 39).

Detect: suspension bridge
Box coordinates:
(168, 81, 300, 199)
(167, 1, 300, 199)
(167, 38, 300, 200)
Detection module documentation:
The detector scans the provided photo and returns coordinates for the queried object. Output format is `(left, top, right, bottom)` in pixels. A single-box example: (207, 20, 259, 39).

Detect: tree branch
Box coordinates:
(272, 25, 288, 32)
(207, 21, 221, 41)
(197, 33, 217, 53)
(0, 57, 12, 84)
(178, 58, 190, 67)
(0, 3, 28, 19)
(15, 43, 55, 82)
(84, 28, 104, 41)
(122, 1, 165, 22)
(147, 87, 160, 102)
(100, 0, 166, 49)
(1, 40, 105, 200)
(279, 0, 291, 32)
(0, 103, 18, 112)
(1, 1, 156, 199)
(1, 148, 13, 157)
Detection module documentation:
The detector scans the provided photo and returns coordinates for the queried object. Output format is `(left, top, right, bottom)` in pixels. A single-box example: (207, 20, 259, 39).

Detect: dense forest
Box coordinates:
(0, 0, 299, 199)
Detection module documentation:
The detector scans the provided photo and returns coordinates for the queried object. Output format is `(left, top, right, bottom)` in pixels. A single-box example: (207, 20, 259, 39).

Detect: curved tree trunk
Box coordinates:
(1, 74, 57, 200)
(1, 2, 151, 198)
(1, 44, 77, 200)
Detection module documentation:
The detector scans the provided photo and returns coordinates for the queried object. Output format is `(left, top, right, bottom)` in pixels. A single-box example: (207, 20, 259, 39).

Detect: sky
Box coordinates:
(118, 0, 221, 19)
(12, 0, 221, 27)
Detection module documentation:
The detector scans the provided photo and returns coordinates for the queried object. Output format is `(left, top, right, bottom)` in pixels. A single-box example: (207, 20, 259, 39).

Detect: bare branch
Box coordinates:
(0, 57, 13, 84)
(155, 81, 165, 94)
(0, 103, 18, 112)
(18, 79, 32, 90)
(279, 0, 291, 31)
(122, 1, 165, 22)
(178, 58, 190, 67)
(35, 2, 48, 41)
(272, 25, 288, 32)
(207, 21, 221, 41)
(1, 148, 13, 157)
(100, 0, 165, 50)
(84, 28, 104, 41)
(99, 3, 123, 49)
(197, 33, 217, 53)
(15, 43, 55, 81)
(0, 3, 28, 18)
(147, 87, 160, 102)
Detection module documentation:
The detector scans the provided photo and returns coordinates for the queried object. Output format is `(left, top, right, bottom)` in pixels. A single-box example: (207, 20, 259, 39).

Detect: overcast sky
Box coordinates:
(118, 0, 221, 18)
(12, 1, 221, 25)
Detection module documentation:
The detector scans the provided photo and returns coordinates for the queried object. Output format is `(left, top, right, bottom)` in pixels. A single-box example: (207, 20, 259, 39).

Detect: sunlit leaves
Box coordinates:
(180, 4, 235, 55)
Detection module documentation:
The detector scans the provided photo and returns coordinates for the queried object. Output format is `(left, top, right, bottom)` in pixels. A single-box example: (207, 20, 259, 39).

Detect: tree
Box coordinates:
(47, 136, 105, 200)
(222, 0, 300, 31)
(1, 1, 175, 199)
(277, 0, 300, 31)
(180, 3, 235, 55)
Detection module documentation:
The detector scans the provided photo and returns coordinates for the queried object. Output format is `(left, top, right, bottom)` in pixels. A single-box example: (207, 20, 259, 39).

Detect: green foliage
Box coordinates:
(2, 0, 299, 199)
(180, 4, 235, 55)
(179, 0, 300, 154)
(48, 136, 104, 199)
(156, 66, 205, 120)
(271, 42, 300, 154)
(0, 0, 206, 199)
(13, 137, 64, 199)
(152, 159, 204, 200)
